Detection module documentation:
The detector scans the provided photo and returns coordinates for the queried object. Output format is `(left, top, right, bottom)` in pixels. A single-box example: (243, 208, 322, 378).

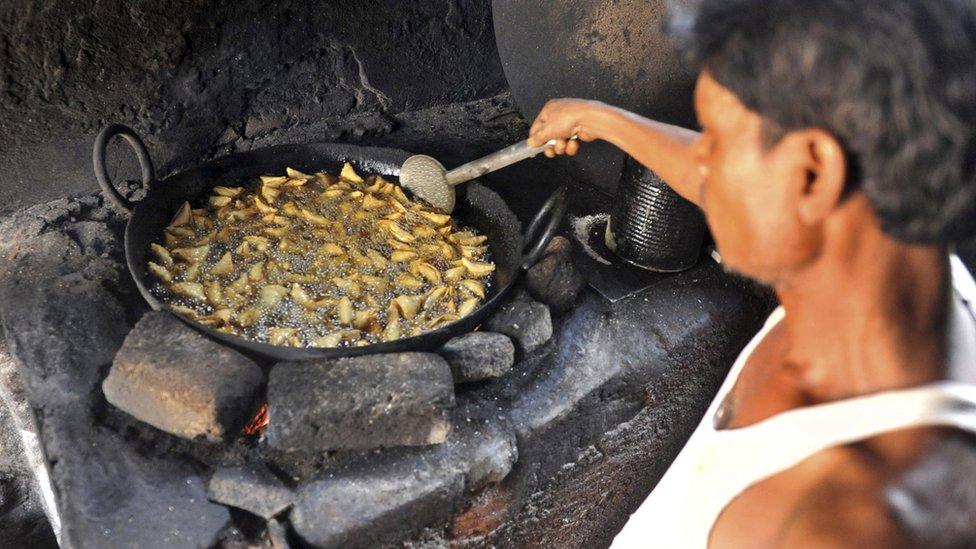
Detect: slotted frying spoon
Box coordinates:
(400, 137, 576, 212)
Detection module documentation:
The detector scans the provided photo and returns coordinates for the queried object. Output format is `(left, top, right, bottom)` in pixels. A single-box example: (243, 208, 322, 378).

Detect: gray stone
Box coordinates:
(438, 332, 515, 383)
(290, 407, 516, 549)
(526, 236, 586, 314)
(207, 464, 294, 520)
(42, 409, 230, 549)
(483, 298, 553, 354)
(291, 463, 463, 549)
(0, 226, 134, 409)
(267, 353, 454, 452)
(103, 311, 265, 441)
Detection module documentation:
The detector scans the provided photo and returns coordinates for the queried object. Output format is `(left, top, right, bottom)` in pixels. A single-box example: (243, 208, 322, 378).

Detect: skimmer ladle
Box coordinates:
(399, 137, 575, 212)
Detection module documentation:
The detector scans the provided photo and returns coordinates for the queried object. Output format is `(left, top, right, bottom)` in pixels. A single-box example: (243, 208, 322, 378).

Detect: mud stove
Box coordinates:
(0, 1, 772, 547)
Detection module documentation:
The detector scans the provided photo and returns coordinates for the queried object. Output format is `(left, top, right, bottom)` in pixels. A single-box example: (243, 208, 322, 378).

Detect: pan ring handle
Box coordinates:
(521, 186, 567, 270)
(92, 123, 156, 213)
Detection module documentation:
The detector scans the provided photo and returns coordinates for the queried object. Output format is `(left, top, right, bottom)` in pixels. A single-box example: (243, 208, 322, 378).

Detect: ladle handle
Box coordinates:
(445, 136, 578, 187)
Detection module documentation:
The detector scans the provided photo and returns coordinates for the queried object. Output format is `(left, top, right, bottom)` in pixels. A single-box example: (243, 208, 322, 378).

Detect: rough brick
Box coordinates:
(267, 353, 454, 452)
(102, 311, 265, 441)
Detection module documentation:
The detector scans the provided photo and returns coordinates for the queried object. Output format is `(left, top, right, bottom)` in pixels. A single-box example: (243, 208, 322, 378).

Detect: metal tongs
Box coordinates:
(399, 137, 577, 212)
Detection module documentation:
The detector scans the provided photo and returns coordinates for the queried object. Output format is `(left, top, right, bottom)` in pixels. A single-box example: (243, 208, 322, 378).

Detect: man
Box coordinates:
(528, 0, 976, 546)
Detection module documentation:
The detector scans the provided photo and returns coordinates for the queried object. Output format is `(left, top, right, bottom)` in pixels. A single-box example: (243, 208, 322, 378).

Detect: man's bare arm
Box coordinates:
(527, 99, 703, 207)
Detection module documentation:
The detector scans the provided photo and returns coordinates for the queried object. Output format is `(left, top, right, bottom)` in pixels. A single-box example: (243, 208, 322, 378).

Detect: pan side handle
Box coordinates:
(521, 186, 567, 270)
(92, 123, 156, 213)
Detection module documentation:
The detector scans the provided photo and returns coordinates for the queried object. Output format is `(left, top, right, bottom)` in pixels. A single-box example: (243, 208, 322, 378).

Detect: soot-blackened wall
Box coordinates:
(0, 0, 513, 215)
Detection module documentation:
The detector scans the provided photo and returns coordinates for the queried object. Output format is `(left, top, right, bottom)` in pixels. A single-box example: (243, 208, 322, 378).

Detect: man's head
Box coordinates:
(670, 0, 976, 282)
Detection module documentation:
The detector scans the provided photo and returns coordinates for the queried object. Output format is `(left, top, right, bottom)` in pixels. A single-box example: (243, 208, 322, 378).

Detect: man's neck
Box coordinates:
(775, 196, 950, 403)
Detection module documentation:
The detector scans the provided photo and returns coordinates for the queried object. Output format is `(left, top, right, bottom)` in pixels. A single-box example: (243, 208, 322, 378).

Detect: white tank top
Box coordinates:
(612, 256, 976, 548)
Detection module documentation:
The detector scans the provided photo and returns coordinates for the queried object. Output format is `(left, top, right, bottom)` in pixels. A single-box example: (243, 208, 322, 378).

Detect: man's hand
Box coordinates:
(528, 99, 603, 157)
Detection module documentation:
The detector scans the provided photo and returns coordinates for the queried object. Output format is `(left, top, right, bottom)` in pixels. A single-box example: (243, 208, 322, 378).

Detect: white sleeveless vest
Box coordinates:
(612, 256, 976, 548)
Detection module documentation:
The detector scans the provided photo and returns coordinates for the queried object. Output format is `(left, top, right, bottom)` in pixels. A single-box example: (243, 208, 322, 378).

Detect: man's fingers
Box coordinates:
(566, 139, 580, 156)
(543, 147, 556, 158)
(553, 139, 567, 155)
(529, 119, 543, 136)
(529, 130, 556, 149)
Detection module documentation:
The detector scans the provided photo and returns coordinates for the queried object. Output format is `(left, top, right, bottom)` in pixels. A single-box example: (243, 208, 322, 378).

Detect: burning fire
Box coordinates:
(242, 403, 269, 435)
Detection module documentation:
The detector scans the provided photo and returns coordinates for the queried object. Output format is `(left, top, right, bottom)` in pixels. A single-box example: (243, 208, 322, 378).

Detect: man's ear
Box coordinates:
(795, 129, 846, 225)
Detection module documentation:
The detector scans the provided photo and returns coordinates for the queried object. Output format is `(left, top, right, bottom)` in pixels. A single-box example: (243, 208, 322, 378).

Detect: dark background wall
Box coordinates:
(0, 0, 518, 215)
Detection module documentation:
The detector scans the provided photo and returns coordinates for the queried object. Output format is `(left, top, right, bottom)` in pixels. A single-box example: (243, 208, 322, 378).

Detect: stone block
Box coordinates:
(267, 353, 454, 452)
(207, 464, 293, 520)
(438, 332, 515, 383)
(102, 312, 265, 441)
(290, 407, 516, 548)
(291, 463, 462, 549)
(0, 228, 133, 408)
(484, 298, 553, 354)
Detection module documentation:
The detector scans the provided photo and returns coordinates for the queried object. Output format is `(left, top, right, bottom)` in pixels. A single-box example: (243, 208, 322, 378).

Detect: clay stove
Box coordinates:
(0, 1, 772, 547)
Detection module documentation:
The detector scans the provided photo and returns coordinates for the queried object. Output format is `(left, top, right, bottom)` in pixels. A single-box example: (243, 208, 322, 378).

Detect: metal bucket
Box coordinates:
(606, 155, 705, 272)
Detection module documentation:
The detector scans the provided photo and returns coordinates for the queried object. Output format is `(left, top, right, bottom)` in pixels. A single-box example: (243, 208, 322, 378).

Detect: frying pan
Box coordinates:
(93, 124, 565, 361)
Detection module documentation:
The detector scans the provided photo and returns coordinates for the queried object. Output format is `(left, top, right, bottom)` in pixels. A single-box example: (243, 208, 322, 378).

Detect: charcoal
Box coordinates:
(66, 220, 122, 257)
(267, 353, 454, 452)
(207, 464, 294, 520)
(102, 311, 265, 441)
(483, 298, 553, 354)
(526, 236, 586, 314)
(438, 332, 515, 383)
